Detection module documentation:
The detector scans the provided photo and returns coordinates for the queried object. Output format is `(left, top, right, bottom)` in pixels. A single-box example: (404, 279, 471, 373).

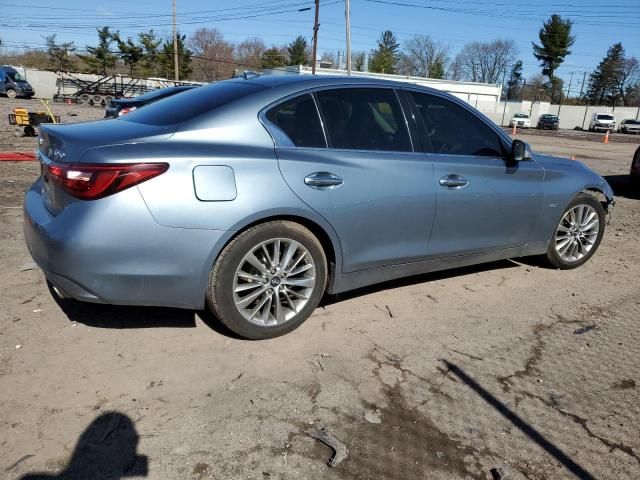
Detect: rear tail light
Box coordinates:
(47, 162, 168, 200)
(118, 106, 137, 116)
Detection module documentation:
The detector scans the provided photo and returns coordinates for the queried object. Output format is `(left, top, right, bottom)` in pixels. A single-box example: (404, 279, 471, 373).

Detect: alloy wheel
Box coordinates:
(554, 204, 600, 263)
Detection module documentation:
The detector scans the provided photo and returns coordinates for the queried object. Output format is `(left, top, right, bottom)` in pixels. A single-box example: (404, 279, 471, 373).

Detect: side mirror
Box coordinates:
(510, 140, 531, 162)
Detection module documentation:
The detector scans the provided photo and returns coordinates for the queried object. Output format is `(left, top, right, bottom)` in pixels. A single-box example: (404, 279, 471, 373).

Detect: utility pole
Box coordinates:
(311, 0, 320, 74)
(578, 71, 587, 104)
(345, 0, 352, 75)
(565, 72, 574, 100)
(172, 0, 179, 81)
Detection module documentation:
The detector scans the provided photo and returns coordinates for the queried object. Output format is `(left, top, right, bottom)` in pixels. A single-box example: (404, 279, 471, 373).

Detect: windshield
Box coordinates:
(514, 113, 529, 118)
(597, 114, 614, 120)
(624, 120, 640, 125)
(6, 71, 26, 82)
(542, 115, 557, 119)
(121, 81, 265, 126)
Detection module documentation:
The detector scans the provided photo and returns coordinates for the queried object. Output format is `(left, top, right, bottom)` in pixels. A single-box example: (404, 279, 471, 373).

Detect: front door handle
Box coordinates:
(439, 174, 469, 189)
(304, 172, 343, 189)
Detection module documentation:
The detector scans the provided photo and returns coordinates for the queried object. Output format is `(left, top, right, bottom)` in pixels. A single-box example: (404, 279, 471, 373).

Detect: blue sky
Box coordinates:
(1, 0, 639, 92)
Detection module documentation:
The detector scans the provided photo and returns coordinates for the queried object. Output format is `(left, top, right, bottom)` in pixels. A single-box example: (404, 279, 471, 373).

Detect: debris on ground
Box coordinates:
(19, 261, 37, 272)
(306, 427, 348, 467)
(574, 325, 597, 335)
(5, 454, 35, 472)
(363, 408, 382, 424)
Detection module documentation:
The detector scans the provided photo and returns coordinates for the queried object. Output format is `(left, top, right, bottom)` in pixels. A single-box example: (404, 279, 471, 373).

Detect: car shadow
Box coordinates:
(321, 259, 521, 307)
(604, 174, 640, 200)
(442, 360, 597, 480)
(17, 412, 148, 479)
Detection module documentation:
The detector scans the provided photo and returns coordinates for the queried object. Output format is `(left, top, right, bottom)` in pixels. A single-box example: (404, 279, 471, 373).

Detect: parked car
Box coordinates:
(24, 76, 615, 339)
(631, 146, 640, 184)
(618, 119, 640, 134)
(510, 112, 531, 128)
(0, 66, 34, 99)
(104, 85, 198, 118)
(589, 113, 615, 132)
(537, 114, 559, 130)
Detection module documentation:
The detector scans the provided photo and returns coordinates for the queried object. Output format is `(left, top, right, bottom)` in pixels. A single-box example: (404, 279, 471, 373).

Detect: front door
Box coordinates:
(407, 90, 545, 257)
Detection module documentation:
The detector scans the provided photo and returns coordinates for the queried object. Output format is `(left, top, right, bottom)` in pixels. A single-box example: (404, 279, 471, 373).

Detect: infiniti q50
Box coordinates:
(24, 75, 614, 339)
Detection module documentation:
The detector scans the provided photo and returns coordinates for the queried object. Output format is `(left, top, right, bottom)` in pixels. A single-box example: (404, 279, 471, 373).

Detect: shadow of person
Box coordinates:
(20, 412, 148, 480)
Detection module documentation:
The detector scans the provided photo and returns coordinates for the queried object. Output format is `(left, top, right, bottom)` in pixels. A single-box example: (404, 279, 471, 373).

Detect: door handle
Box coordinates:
(304, 172, 343, 189)
(439, 174, 469, 189)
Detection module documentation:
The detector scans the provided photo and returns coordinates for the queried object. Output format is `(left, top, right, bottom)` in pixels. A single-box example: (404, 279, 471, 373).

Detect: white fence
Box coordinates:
(480, 101, 640, 129)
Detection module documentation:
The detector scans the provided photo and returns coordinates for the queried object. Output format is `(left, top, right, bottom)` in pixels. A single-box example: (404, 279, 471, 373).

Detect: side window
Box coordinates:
(266, 94, 326, 148)
(316, 88, 412, 152)
(410, 92, 503, 157)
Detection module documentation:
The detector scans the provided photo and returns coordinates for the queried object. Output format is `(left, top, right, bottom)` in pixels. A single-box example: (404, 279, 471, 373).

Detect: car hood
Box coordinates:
(39, 119, 175, 163)
(534, 153, 614, 201)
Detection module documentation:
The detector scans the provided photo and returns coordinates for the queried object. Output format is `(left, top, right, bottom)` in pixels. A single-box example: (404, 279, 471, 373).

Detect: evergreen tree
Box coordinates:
(287, 36, 309, 66)
(506, 60, 523, 99)
(261, 47, 286, 69)
(138, 30, 162, 76)
(159, 33, 192, 79)
(45, 34, 76, 72)
(585, 43, 625, 105)
(532, 15, 575, 103)
(369, 30, 400, 74)
(115, 35, 144, 77)
(81, 27, 117, 75)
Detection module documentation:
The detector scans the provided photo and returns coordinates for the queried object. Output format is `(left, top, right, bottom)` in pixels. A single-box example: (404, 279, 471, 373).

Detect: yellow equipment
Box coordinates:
(8, 107, 60, 137)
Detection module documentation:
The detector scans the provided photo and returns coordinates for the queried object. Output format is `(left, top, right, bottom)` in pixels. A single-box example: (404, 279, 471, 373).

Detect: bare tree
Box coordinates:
(398, 35, 448, 78)
(447, 56, 463, 81)
(189, 28, 234, 81)
(235, 37, 267, 70)
(617, 57, 639, 105)
(455, 40, 517, 83)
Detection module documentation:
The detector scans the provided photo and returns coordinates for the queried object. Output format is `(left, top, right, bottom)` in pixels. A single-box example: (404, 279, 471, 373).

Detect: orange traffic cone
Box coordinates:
(65, 99, 72, 105)
(603, 130, 609, 144)
(511, 123, 517, 135)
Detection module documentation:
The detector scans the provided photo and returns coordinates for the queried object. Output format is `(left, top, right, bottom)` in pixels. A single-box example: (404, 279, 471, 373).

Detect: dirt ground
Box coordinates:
(1, 99, 639, 480)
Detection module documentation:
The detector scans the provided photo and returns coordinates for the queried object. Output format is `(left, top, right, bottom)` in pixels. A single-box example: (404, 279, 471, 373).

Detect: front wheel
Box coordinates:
(545, 194, 606, 269)
(207, 221, 327, 339)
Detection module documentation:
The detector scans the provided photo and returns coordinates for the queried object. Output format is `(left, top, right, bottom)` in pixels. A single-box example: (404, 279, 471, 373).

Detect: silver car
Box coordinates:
(24, 76, 614, 339)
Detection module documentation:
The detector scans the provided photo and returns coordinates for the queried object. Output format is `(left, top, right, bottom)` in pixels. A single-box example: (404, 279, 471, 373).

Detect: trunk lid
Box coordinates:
(38, 120, 174, 215)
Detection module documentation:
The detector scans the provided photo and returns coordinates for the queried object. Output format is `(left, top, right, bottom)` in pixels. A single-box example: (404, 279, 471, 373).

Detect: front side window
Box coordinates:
(266, 94, 326, 148)
(410, 91, 504, 157)
(315, 88, 412, 152)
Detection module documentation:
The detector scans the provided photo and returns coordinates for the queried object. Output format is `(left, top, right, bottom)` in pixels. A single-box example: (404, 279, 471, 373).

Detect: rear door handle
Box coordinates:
(439, 174, 469, 189)
(304, 172, 343, 189)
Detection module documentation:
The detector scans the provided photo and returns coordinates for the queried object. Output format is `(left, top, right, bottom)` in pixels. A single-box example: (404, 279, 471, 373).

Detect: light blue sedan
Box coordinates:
(24, 75, 614, 339)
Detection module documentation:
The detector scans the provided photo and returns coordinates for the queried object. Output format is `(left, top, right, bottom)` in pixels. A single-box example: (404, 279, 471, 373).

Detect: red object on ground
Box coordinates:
(0, 152, 36, 161)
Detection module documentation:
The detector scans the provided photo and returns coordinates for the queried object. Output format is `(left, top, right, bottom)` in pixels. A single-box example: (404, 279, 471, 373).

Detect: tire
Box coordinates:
(207, 221, 328, 339)
(544, 193, 606, 270)
(6, 89, 17, 99)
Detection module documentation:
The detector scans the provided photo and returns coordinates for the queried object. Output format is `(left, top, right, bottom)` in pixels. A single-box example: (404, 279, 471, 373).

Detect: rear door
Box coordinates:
(407, 90, 545, 257)
(265, 87, 437, 273)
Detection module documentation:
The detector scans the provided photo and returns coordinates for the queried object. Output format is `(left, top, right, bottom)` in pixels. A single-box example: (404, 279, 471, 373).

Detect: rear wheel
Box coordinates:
(207, 221, 327, 339)
(545, 194, 605, 269)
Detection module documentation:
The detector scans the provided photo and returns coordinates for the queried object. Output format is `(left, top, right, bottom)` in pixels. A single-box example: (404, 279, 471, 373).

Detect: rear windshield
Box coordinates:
(597, 114, 614, 120)
(121, 81, 264, 126)
(131, 86, 194, 102)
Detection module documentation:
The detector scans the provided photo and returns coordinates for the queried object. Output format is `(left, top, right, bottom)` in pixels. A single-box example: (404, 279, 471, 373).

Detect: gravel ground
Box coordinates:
(0, 103, 639, 480)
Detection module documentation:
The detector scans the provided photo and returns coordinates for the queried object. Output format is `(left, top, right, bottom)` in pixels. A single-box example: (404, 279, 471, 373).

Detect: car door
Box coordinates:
(264, 87, 437, 273)
(406, 90, 545, 258)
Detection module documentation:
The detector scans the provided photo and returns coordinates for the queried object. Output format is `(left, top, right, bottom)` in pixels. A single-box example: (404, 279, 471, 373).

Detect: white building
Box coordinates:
(265, 65, 502, 111)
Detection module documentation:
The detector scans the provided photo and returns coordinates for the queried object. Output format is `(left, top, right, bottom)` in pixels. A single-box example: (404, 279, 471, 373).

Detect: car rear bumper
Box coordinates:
(23, 179, 230, 310)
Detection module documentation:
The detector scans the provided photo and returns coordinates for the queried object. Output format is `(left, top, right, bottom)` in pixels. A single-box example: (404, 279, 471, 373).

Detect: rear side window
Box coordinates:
(266, 94, 326, 148)
(121, 81, 264, 126)
(315, 88, 412, 152)
(410, 91, 503, 157)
